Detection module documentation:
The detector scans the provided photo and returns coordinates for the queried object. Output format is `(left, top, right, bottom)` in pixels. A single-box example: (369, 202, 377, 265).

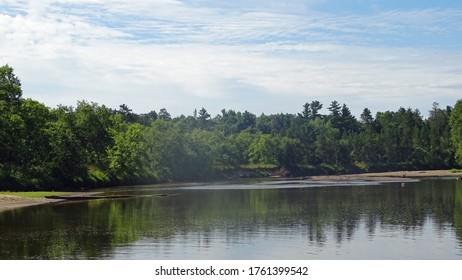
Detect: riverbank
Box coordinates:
(0, 192, 94, 212)
(1, 170, 461, 212)
(0, 195, 62, 212)
(310, 169, 462, 181)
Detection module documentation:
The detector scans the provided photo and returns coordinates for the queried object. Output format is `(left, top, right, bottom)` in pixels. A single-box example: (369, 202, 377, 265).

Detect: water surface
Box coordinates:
(1, 178, 461, 259)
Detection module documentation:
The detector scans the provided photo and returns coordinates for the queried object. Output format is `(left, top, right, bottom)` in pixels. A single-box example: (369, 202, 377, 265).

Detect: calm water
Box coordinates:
(1, 178, 462, 259)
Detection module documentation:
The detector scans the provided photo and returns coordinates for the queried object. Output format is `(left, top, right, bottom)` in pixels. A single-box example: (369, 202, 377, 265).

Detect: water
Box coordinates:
(1, 178, 461, 259)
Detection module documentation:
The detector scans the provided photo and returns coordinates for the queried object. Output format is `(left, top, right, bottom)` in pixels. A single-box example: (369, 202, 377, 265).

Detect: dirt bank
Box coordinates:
(0, 195, 62, 212)
(310, 169, 462, 181)
(0, 192, 96, 212)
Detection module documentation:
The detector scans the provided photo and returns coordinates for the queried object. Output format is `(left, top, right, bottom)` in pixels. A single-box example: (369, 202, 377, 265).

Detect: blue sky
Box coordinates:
(1, 0, 462, 117)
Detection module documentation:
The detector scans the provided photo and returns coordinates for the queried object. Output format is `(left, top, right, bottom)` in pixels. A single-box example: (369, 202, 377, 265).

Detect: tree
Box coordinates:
(175, 114, 198, 132)
(339, 103, 358, 134)
(215, 109, 238, 135)
(300, 101, 324, 120)
(360, 108, 374, 125)
(237, 111, 256, 132)
(197, 107, 211, 129)
(270, 113, 294, 135)
(426, 102, 453, 166)
(139, 110, 158, 126)
(74, 101, 114, 168)
(143, 120, 183, 180)
(275, 136, 302, 169)
(450, 100, 462, 165)
(300, 102, 312, 119)
(158, 108, 172, 121)
(0, 65, 24, 187)
(287, 116, 317, 164)
(17, 99, 53, 182)
(0, 64, 22, 105)
(353, 108, 381, 164)
(186, 129, 215, 176)
(107, 118, 146, 181)
(144, 120, 213, 181)
(351, 128, 381, 164)
(312, 118, 341, 165)
(234, 130, 256, 164)
(328, 101, 341, 117)
(375, 108, 424, 164)
(117, 104, 138, 123)
(0, 100, 22, 185)
(47, 106, 86, 185)
(1, 65, 460, 189)
(327, 100, 342, 131)
(247, 133, 278, 165)
(256, 114, 272, 134)
(310, 100, 323, 119)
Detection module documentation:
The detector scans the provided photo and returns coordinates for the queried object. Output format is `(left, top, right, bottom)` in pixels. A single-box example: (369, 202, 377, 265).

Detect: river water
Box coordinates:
(1, 178, 461, 259)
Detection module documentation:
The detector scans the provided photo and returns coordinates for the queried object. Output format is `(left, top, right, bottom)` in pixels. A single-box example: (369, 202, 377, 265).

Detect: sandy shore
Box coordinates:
(0, 195, 63, 212)
(1, 170, 461, 212)
(310, 169, 462, 181)
(0, 192, 96, 212)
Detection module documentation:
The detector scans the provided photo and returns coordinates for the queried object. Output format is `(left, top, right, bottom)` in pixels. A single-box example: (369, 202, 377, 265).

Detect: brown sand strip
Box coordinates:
(0, 195, 62, 212)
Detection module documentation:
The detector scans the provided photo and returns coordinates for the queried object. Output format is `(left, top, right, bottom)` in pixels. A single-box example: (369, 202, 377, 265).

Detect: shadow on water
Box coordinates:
(0, 178, 461, 259)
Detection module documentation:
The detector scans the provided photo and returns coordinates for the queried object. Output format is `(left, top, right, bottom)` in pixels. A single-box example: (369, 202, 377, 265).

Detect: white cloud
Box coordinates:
(1, 1, 461, 117)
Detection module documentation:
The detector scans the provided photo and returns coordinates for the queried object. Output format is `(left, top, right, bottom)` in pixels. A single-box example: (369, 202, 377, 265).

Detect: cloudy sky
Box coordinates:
(1, 0, 462, 117)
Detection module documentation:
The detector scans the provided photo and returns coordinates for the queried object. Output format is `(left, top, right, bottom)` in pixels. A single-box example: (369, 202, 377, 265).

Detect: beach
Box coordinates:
(0, 195, 62, 212)
(310, 169, 462, 181)
(0, 192, 95, 212)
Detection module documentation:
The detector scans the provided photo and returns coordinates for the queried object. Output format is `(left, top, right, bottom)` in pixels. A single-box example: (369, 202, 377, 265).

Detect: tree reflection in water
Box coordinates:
(0, 179, 461, 259)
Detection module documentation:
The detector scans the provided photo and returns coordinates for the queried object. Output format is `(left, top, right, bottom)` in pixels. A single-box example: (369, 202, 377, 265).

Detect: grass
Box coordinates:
(0, 191, 70, 198)
(450, 168, 462, 173)
(241, 163, 278, 169)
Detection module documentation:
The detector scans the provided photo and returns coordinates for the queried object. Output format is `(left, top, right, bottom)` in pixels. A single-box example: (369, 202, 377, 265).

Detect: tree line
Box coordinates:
(1, 64, 462, 190)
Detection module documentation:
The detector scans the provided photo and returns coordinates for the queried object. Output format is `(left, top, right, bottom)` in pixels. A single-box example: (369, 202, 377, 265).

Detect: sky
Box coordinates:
(1, 0, 462, 117)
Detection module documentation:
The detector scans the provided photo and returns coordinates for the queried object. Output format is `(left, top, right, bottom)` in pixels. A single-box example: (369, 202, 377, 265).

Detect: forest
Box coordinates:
(1, 64, 462, 190)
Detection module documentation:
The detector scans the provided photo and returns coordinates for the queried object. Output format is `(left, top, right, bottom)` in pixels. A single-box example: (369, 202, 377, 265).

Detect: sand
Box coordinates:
(0, 195, 62, 212)
(310, 169, 462, 181)
(0, 192, 96, 212)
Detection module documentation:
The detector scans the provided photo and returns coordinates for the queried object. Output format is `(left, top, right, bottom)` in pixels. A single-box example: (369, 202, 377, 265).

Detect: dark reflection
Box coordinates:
(0, 179, 461, 259)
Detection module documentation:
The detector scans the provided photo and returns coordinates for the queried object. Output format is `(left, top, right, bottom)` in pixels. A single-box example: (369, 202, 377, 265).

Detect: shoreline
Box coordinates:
(0, 192, 96, 213)
(309, 169, 462, 181)
(0, 195, 63, 212)
(1, 170, 461, 212)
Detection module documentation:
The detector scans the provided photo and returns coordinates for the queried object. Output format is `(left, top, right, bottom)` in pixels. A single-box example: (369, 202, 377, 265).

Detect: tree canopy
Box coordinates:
(1, 64, 461, 190)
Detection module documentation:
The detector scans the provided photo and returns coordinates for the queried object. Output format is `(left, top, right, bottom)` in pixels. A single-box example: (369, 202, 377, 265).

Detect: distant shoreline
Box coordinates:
(310, 169, 462, 181)
(1, 170, 461, 212)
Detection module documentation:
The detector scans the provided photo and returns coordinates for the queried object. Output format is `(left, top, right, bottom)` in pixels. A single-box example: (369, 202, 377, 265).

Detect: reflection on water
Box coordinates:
(0, 178, 461, 259)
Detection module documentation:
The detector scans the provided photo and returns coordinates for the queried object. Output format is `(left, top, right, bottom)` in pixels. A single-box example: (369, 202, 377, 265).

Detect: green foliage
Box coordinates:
(312, 118, 340, 165)
(247, 133, 278, 165)
(158, 108, 171, 121)
(1, 64, 461, 190)
(299, 101, 324, 120)
(197, 107, 211, 129)
(450, 100, 462, 165)
(87, 165, 110, 185)
(107, 118, 146, 180)
(0, 64, 22, 104)
(47, 106, 86, 184)
(143, 120, 214, 181)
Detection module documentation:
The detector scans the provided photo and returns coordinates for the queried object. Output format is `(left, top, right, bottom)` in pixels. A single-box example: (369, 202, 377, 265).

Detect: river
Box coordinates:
(0, 178, 461, 259)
